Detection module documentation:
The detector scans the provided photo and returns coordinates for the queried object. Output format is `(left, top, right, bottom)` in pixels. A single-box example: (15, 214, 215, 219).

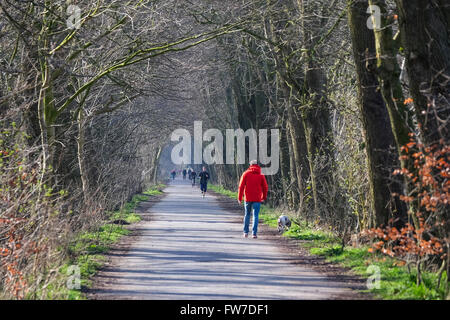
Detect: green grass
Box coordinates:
(210, 184, 449, 300)
(43, 184, 166, 300)
(318, 246, 449, 300)
(109, 184, 165, 224)
(209, 184, 238, 199)
(143, 185, 165, 196)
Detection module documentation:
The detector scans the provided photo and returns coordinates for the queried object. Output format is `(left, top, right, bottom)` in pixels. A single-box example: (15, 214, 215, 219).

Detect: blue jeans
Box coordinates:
(243, 202, 261, 235)
(200, 181, 207, 192)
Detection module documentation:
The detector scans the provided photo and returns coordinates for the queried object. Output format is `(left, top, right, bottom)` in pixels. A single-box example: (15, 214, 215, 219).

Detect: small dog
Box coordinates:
(277, 215, 291, 233)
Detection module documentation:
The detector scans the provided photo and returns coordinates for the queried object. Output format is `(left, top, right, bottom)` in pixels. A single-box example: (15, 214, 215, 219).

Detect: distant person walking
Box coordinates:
(238, 160, 268, 239)
(171, 169, 176, 180)
(198, 167, 210, 198)
(190, 169, 197, 186)
(188, 168, 192, 180)
(182, 169, 187, 180)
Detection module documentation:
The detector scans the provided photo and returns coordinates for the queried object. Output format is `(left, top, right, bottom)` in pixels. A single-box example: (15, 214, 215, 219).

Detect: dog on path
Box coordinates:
(277, 215, 291, 233)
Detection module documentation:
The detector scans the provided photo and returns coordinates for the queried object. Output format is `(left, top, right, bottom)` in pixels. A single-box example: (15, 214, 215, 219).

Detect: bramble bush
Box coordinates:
(0, 124, 74, 299)
(365, 133, 449, 293)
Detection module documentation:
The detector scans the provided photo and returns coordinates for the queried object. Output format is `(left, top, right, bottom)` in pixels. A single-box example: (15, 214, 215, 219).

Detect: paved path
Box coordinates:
(90, 179, 356, 299)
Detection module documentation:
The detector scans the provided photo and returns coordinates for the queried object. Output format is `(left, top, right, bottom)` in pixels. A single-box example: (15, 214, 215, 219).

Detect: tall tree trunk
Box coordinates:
(395, 0, 450, 236)
(301, 63, 333, 219)
(395, 0, 450, 144)
(152, 146, 162, 185)
(298, 0, 335, 220)
(77, 109, 89, 199)
(368, 0, 413, 151)
(263, 0, 312, 212)
(279, 119, 293, 207)
(347, 0, 406, 227)
(368, 0, 418, 228)
(284, 84, 309, 212)
(37, 2, 59, 184)
(286, 124, 300, 209)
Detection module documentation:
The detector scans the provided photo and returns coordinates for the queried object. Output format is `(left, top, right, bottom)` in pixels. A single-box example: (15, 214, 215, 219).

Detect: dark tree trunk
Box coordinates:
(395, 0, 450, 145)
(347, 0, 407, 227)
(368, 0, 420, 228)
(286, 124, 300, 209)
(279, 119, 294, 207)
(299, 0, 335, 219)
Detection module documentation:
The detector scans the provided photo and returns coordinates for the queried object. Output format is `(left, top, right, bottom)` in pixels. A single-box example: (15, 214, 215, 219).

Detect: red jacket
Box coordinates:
(238, 165, 268, 202)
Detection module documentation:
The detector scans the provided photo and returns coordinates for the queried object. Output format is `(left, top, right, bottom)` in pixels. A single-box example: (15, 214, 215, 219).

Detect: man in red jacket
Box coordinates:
(238, 160, 268, 238)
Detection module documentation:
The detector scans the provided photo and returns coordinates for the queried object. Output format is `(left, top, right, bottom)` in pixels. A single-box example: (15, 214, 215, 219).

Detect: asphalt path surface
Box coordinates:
(89, 179, 357, 299)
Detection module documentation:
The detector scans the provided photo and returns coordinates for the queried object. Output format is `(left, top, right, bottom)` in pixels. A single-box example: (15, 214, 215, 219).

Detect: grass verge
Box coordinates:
(38, 184, 165, 300)
(210, 184, 448, 300)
